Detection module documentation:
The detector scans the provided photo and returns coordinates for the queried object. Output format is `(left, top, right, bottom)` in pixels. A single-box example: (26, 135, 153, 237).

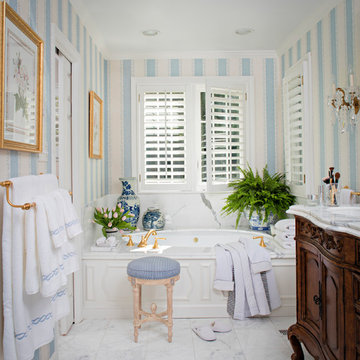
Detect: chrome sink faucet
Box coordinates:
(138, 229, 157, 247)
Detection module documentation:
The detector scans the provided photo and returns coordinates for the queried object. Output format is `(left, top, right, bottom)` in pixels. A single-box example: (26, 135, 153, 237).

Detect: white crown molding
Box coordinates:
(108, 50, 278, 60)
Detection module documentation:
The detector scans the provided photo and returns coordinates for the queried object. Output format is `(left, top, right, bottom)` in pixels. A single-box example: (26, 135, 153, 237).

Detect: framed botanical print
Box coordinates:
(0, 2, 43, 152)
(89, 90, 103, 159)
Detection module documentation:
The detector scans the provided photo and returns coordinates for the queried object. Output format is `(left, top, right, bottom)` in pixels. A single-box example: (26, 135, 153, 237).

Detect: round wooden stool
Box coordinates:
(127, 256, 180, 343)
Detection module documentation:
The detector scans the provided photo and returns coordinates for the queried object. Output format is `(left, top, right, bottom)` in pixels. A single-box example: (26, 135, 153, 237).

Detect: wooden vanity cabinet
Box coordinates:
(288, 216, 360, 360)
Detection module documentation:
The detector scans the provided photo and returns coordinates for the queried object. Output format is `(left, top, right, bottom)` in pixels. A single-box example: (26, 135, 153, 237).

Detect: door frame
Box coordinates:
(50, 23, 83, 323)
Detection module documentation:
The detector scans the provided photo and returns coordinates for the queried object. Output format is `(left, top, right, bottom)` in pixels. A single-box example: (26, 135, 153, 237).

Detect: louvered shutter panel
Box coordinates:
(284, 75, 304, 186)
(143, 91, 186, 184)
(206, 87, 246, 185)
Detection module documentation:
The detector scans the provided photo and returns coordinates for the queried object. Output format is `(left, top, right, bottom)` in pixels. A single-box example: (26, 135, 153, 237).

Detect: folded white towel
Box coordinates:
(96, 236, 107, 246)
(44, 193, 67, 248)
(339, 188, 356, 206)
(56, 189, 83, 239)
(274, 219, 295, 235)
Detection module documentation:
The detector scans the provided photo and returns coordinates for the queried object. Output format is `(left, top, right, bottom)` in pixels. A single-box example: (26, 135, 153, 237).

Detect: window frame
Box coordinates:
(131, 76, 255, 194)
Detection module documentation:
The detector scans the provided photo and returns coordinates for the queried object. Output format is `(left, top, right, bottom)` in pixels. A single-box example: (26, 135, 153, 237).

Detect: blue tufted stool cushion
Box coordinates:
(127, 256, 180, 280)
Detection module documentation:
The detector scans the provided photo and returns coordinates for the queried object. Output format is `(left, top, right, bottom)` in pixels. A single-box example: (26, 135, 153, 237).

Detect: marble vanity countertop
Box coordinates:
(287, 204, 360, 238)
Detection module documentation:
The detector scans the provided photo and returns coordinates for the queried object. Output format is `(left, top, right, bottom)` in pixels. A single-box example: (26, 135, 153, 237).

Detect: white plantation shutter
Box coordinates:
(141, 89, 187, 186)
(206, 86, 246, 188)
(135, 77, 253, 192)
(284, 74, 304, 186)
(283, 54, 314, 198)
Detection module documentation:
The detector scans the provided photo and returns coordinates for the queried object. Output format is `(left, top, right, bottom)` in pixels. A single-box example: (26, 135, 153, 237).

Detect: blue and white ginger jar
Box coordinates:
(246, 209, 276, 231)
(117, 178, 140, 228)
(142, 207, 165, 231)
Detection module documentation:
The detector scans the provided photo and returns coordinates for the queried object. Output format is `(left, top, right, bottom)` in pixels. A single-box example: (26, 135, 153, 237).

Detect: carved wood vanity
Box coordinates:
(288, 215, 360, 359)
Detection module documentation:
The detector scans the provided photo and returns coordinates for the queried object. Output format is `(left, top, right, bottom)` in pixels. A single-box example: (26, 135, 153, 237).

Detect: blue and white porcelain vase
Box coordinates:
(245, 209, 276, 231)
(142, 207, 165, 231)
(117, 177, 140, 228)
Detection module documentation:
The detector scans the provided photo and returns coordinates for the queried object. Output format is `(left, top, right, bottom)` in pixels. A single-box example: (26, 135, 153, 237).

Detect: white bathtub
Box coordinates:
(130, 229, 272, 247)
(82, 229, 296, 318)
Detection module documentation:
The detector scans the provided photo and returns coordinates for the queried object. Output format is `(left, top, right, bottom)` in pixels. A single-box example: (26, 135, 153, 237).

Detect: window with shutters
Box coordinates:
(133, 77, 254, 192)
(283, 53, 314, 198)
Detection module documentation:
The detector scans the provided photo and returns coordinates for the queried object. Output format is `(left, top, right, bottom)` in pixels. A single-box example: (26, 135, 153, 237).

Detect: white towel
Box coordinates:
(35, 196, 79, 297)
(239, 237, 272, 274)
(56, 189, 82, 239)
(3, 175, 58, 360)
(274, 219, 295, 235)
(214, 245, 234, 291)
(339, 188, 356, 206)
(224, 242, 264, 319)
(25, 207, 40, 295)
(44, 194, 67, 248)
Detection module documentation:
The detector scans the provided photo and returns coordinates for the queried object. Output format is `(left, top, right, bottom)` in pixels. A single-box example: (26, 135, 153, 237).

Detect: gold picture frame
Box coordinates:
(89, 90, 103, 159)
(0, 2, 43, 152)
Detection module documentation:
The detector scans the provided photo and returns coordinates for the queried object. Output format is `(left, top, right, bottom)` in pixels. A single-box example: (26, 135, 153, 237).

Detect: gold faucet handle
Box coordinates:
(152, 237, 166, 249)
(253, 235, 266, 248)
(122, 234, 134, 247)
(138, 235, 147, 248)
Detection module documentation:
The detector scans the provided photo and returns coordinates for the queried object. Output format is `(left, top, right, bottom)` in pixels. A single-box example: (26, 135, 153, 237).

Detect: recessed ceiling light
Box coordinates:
(142, 29, 160, 36)
(235, 28, 254, 36)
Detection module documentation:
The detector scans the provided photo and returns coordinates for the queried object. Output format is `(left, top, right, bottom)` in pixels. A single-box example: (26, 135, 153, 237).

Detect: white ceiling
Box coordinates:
(70, 0, 342, 59)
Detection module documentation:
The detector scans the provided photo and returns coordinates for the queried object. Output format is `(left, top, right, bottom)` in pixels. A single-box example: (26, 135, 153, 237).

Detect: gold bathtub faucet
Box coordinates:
(138, 229, 157, 247)
(253, 235, 266, 248)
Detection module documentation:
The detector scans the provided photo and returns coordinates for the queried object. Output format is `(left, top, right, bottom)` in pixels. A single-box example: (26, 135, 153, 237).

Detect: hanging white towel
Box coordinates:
(25, 207, 40, 295)
(44, 194, 67, 248)
(239, 237, 272, 274)
(214, 245, 234, 291)
(34, 196, 79, 298)
(3, 175, 58, 360)
(55, 189, 82, 239)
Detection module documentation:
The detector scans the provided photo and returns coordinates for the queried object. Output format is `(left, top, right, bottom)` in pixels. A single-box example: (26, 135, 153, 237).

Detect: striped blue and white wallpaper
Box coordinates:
(109, 54, 280, 192)
(0, 0, 110, 207)
(279, 0, 360, 190)
(0, 1, 109, 359)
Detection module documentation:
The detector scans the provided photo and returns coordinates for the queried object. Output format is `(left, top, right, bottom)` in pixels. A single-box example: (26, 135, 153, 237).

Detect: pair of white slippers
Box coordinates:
(192, 320, 232, 341)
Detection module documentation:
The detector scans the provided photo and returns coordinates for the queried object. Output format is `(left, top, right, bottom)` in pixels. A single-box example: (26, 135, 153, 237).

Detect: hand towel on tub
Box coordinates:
(2, 175, 58, 360)
(214, 245, 234, 291)
(240, 237, 281, 311)
(239, 237, 272, 273)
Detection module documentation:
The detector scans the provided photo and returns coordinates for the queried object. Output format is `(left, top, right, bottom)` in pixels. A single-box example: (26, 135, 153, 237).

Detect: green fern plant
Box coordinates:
(222, 165, 296, 228)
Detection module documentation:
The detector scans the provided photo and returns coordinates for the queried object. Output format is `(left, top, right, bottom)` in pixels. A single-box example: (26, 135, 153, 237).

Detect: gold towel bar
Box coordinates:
(0, 180, 36, 210)
(0, 180, 72, 210)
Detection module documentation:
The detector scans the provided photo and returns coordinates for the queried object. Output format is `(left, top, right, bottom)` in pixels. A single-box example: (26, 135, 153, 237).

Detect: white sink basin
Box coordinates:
(326, 207, 360, 218)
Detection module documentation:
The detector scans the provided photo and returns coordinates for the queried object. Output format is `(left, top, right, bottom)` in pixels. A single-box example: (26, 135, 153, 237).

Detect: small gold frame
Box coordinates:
(0, 2, 43, 152)
(89, 90, 103, 159)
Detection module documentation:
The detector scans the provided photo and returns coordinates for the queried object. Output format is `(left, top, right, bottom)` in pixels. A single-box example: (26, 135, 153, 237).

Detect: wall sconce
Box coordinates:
(328, 76, 359, 133)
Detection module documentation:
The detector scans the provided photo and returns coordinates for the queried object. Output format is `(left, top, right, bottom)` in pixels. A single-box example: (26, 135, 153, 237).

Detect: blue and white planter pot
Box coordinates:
(245, 209, 276, 231)
(117, 178, 140, 228)
(142, 207, 165, 231)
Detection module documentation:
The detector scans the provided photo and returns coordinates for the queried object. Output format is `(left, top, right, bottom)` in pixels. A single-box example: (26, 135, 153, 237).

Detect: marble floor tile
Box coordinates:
(58, 316, 303, 360)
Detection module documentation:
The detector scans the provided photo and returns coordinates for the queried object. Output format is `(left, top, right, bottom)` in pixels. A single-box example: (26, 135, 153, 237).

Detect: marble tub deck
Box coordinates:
(58, 316, 313, 360)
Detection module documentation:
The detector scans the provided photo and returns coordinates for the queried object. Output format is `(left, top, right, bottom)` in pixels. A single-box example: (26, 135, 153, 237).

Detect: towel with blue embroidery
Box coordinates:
(25, 195, 80, 298)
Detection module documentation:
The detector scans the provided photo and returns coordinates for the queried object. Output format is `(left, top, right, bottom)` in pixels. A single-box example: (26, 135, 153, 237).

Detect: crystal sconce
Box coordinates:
(328, 75, 359, 133)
